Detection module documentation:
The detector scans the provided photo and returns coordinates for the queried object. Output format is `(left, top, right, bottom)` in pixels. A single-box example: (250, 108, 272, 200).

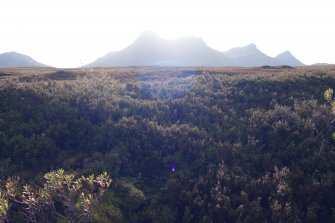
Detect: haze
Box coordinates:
(0, 0, 334, 68)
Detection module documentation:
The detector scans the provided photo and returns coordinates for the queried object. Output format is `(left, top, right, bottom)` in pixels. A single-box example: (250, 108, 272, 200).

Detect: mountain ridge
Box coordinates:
(87, 32, 304, 67)
(0, 32, 307, 68)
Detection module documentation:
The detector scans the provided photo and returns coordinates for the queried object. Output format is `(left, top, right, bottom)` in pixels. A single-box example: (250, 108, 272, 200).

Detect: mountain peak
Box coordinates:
(245, 43, 257, 49)
(275, 51, 304, 66)
(225, 43, 262, 58)
(171, 36, 208, 48)
(128, 31, 167, 49)
(4, 51, 21, 56)
(136, 30, 161, 41)
(277, 51, 292, 57)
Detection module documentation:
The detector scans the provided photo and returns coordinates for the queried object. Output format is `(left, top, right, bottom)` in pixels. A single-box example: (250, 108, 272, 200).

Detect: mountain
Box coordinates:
(91, 31, 174, 67)
(87, 31, 304, 67)
(275, 51, 304, 66)
(87, 31, 233, 67)
(0, 52, 49, 67)
(225, 43, 260, 58)
(169, 36, 233, 66)
(225, 43, 276, 67)
(225, 44, 305, 67)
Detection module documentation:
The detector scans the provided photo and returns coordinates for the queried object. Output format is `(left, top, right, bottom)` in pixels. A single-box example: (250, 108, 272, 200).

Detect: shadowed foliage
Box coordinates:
(0, 66, 335, 222)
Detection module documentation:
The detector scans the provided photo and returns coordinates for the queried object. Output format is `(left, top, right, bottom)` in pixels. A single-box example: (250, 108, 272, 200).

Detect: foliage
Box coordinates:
(324, 88, 333, 102)
(0, 66, 335, 222)
(0, 170, 111, 222)
(0, 191, 8, 222)
(324, 87, 335, 139)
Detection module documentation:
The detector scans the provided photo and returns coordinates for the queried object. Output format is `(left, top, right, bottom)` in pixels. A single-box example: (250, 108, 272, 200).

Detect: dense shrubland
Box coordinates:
(0, 66, 335, 222)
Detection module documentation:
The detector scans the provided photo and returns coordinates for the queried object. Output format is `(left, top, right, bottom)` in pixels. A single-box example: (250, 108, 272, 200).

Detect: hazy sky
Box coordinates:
(1, 0, 334, 67)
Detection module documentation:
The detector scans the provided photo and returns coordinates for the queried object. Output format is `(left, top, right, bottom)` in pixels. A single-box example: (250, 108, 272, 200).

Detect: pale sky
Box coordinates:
(0, 0, 334, 67)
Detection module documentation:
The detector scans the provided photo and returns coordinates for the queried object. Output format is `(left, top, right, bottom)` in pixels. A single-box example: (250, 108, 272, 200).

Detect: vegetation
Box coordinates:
(0, 170, 111, 222)
(0, 66, 335, 222)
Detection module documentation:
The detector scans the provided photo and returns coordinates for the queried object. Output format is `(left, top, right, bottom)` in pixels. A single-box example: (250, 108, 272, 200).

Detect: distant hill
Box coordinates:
(275, 51, 304, 66)
(310, 63, 334, 67)
(87, 31, 305, 67)
(225, 43, 275, 67)
(0, 52, 49, 67)
(225, 44, 304, 67)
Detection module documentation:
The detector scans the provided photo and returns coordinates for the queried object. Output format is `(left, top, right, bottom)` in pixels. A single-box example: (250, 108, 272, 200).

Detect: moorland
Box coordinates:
(0, 66, 335, 222)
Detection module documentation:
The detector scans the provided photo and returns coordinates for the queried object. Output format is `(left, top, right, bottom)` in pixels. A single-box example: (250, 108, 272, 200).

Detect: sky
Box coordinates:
(0, 0, 334, 68)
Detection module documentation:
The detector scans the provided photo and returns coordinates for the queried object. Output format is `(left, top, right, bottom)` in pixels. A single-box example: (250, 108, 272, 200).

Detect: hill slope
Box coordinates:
(0, 52, 49, 67)
(275, 51, 304, 66)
